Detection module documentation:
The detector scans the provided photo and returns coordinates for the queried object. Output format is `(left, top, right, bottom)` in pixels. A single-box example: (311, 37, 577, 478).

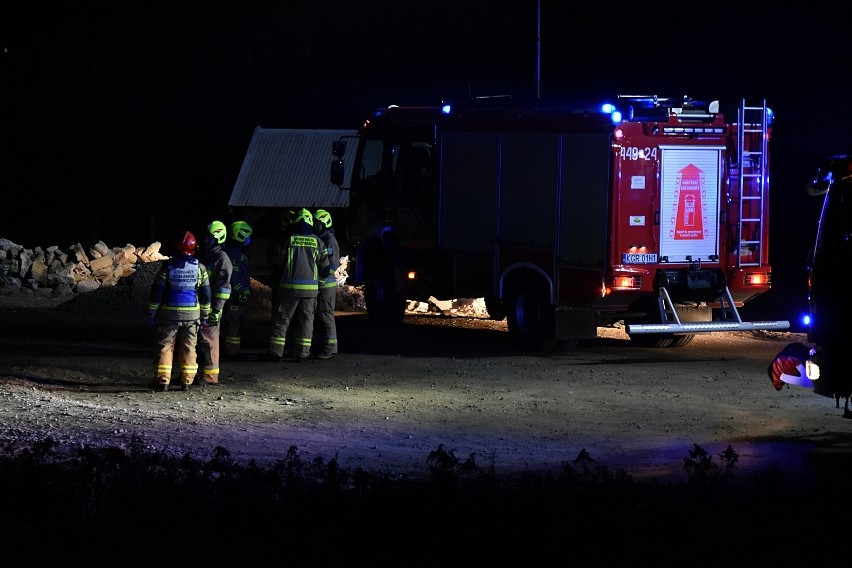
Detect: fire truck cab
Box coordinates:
(332, 95, 789, 350)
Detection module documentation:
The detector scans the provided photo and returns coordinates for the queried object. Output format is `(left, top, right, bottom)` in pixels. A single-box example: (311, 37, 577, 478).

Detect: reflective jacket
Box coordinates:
(272, 220, 326, 298)
(147, 255, 212, 323)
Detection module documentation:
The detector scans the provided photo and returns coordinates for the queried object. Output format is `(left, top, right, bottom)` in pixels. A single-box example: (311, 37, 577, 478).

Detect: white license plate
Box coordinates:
(622, 253, 658, 264)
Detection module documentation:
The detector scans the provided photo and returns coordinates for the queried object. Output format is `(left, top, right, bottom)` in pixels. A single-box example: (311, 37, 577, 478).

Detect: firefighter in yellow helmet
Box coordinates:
(311, 209, 340, 359)
(222, 220, 253, 360)
(145, 229, 212, 391)
(266, 209, 297, 314)
(196, 220, 233, 384)
(266, 208, 328, 362)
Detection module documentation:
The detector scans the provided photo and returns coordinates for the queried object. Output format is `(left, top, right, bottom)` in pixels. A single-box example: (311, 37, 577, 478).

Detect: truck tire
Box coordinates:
(506, 284, 557, 352)
(627, 333, 694, 348)
(628, 333, 673, 348)
(555, 338, 580, 351)
(364, 277, 406, 326)
(668, 334, 695, 347)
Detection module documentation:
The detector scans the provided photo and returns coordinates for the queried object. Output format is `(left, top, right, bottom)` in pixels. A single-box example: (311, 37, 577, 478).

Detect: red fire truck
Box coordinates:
(331, 95, 790, 350)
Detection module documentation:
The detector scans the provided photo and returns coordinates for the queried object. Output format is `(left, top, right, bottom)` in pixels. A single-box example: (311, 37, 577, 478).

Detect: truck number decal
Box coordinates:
(620, 147, 657, 161)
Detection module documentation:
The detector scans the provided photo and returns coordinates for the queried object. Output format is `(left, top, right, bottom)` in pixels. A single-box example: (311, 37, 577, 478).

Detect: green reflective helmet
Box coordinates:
(207, 220, 227, 244)
(315, 209, 332, 229)
(295, 208, 313, 226)
(229, 220, 253, 244)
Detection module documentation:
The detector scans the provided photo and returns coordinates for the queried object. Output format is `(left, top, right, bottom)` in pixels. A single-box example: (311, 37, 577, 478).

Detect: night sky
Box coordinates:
(3, 2, 851, 326)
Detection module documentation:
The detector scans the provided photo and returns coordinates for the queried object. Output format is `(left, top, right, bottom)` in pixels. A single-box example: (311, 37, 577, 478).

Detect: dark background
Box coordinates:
(3, 1, 851, 329)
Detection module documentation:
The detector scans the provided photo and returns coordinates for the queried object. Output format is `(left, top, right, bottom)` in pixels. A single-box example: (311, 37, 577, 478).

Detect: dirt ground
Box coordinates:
(1, 270, 850, 488)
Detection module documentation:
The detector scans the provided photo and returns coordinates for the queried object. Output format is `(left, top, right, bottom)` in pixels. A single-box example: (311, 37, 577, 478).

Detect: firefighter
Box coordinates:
(266, 209, 297, 315)
(196, 220, 233, 385)
(266, 208, 327, 362)
(311, 209, 340, 359)
(222, 220, 253, 360)
(146, 230, 212, 392)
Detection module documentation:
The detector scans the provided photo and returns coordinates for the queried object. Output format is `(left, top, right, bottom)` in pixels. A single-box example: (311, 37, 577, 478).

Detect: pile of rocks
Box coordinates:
(0, 238, 168, 296)
(0, 237, 488, 318)
(0, 236, 367, 315)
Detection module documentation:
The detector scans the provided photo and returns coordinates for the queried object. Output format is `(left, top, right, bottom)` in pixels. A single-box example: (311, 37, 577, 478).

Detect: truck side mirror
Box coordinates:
(331, 159, 345, 186)
(332, 140, 347, 157)
(331, 140, 348, 186)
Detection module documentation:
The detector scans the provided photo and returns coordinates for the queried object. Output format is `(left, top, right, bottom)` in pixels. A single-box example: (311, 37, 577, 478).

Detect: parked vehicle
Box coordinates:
(331, 95, 789, 350)
(804, 154, 852, 413)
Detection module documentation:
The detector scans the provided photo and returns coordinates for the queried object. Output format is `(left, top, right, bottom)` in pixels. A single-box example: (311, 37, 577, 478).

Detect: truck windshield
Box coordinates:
(351, 138, 434, 247)
(358, 140, 387, 183)
(357, 140, 431, 185)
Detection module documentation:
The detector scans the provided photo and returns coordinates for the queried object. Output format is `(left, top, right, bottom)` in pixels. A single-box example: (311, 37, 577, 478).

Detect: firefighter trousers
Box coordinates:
(269, 295, 316, 359)
(153, 321, 200, 386)
(312, 286, 338, 356)
(197, 322, 221, 383)
(222, 301, 248, 358)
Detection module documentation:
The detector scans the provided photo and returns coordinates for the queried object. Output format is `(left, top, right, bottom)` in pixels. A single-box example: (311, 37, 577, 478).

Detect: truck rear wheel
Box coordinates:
(627, 333, 695, 348)
(506, 285, 557, 352)
(668, 334, 695, 347)
(628, 333, 673, 348)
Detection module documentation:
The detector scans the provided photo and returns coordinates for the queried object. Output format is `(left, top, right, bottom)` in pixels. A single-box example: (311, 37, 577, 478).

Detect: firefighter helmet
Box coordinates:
(175, 230, 197, 256)
(207, 220, 227, 244)
(230, 221, 253, 244)
(315, 209, 332, 229)
(280, 209, 296, 229)
(295, 208, 313, 226)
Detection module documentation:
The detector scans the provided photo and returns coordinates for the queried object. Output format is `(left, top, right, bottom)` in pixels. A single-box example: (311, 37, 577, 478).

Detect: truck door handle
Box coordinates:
(654, 211, 660, 225)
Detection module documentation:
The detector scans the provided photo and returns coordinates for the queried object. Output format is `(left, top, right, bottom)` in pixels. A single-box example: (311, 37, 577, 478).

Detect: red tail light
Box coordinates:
(744, 273, 769, 286)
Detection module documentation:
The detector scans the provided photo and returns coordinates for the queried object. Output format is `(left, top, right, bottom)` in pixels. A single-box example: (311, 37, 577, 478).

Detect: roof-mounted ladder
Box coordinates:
(737, 99, 768, 267)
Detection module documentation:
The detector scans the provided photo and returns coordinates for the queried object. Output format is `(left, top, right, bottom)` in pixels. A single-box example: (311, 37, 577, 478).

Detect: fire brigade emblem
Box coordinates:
(671, 164, 708, 240)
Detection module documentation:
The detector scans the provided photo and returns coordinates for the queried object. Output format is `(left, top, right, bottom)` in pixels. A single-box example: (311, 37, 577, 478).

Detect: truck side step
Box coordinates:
(625, 285, 790, 335)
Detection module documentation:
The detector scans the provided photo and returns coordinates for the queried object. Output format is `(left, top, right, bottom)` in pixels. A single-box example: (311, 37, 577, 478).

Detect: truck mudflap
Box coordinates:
(625, 285, 790, 335)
